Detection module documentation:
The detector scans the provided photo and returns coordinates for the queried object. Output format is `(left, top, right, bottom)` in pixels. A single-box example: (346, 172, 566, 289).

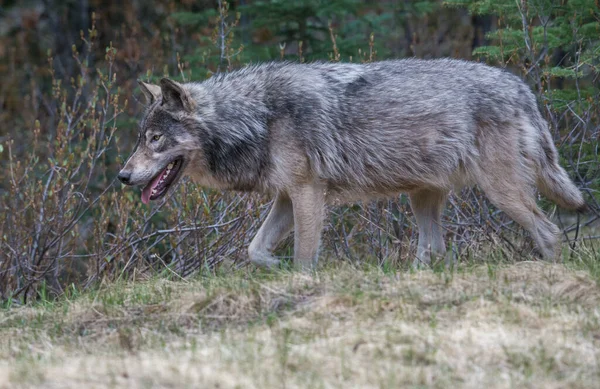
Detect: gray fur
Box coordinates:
(120, 59, 585, 270)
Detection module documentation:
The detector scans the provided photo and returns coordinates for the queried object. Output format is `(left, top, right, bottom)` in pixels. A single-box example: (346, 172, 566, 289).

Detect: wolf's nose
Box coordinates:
(118, 171, 131, 184)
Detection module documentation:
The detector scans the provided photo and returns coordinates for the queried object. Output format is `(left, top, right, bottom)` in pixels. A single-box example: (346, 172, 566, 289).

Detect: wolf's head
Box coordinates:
(118, 78, 204, 204)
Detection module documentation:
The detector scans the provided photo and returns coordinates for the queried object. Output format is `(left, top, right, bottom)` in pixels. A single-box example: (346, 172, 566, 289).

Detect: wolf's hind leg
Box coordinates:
(248, 193, 294, 269)
(475, 143, 561, 260)
(409, 189, 449, 268)
(290, 183, 326, 271)
(477, 177, 560, 261)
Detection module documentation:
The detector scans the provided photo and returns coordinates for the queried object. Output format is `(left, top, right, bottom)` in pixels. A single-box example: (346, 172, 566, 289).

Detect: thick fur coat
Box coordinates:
(119, 59, 585, 269)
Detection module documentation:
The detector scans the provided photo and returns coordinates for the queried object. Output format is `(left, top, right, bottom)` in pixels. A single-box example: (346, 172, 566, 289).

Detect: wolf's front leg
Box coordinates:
(290, 183, 326, 271)
(248, 193, 294, 269)
(409, 189, 449, 268)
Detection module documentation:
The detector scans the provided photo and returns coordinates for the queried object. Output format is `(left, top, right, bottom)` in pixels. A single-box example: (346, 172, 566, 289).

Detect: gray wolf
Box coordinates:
(118, 59, 586, 270)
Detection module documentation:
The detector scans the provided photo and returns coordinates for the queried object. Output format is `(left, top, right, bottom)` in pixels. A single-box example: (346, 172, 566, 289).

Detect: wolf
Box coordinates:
(118, 59, 586, 270)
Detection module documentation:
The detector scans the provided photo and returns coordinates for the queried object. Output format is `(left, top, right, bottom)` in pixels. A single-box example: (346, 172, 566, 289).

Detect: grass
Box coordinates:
(1, 259, 600, 388)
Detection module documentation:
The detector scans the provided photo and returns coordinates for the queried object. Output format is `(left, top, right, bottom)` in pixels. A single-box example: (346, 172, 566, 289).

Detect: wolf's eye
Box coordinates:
(151, 134, 162, 142)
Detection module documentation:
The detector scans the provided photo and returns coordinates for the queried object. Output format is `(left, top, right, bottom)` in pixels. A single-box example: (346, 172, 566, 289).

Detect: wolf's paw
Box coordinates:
(249, 252, 281, 269)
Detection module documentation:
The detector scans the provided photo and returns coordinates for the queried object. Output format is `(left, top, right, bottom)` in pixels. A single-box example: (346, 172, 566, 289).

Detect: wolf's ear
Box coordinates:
(138, 80, 161, 105)
(160, 78, 194, 112)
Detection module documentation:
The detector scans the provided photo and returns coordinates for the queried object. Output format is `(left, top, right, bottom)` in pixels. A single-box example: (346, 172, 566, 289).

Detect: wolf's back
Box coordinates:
(277, 59, 517, 191)
(279, 59, 584, 210)
(198, 59, 585, 209)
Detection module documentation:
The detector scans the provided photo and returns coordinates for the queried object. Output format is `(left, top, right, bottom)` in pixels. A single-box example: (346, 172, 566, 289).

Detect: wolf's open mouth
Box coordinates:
(141, 157, 184, 204)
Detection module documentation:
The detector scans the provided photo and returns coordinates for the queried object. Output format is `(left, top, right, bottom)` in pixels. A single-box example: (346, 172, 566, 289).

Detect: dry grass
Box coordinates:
(0, 260, 599, 388)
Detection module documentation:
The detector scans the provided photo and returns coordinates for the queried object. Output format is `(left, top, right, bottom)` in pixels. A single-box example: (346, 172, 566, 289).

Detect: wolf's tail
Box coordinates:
(533, 117, 586, 212)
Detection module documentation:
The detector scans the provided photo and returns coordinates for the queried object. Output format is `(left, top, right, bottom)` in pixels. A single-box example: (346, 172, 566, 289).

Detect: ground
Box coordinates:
(1, 260, 599, 388)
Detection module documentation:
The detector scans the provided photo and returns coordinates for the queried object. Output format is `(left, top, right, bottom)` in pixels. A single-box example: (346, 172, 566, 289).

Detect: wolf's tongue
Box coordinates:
(141, 170, 165, 205)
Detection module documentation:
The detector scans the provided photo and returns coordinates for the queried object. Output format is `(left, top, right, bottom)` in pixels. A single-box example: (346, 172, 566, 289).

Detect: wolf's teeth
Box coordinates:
(168, 163, 174, 169)
(152, 189, 156, 195)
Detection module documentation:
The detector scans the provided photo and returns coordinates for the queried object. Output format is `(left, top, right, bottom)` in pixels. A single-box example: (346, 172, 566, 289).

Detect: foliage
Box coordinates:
(171, 0, 453, 69)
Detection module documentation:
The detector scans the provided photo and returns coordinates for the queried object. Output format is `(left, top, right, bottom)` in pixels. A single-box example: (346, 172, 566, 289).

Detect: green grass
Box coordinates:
(1, 259, 600, 388)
